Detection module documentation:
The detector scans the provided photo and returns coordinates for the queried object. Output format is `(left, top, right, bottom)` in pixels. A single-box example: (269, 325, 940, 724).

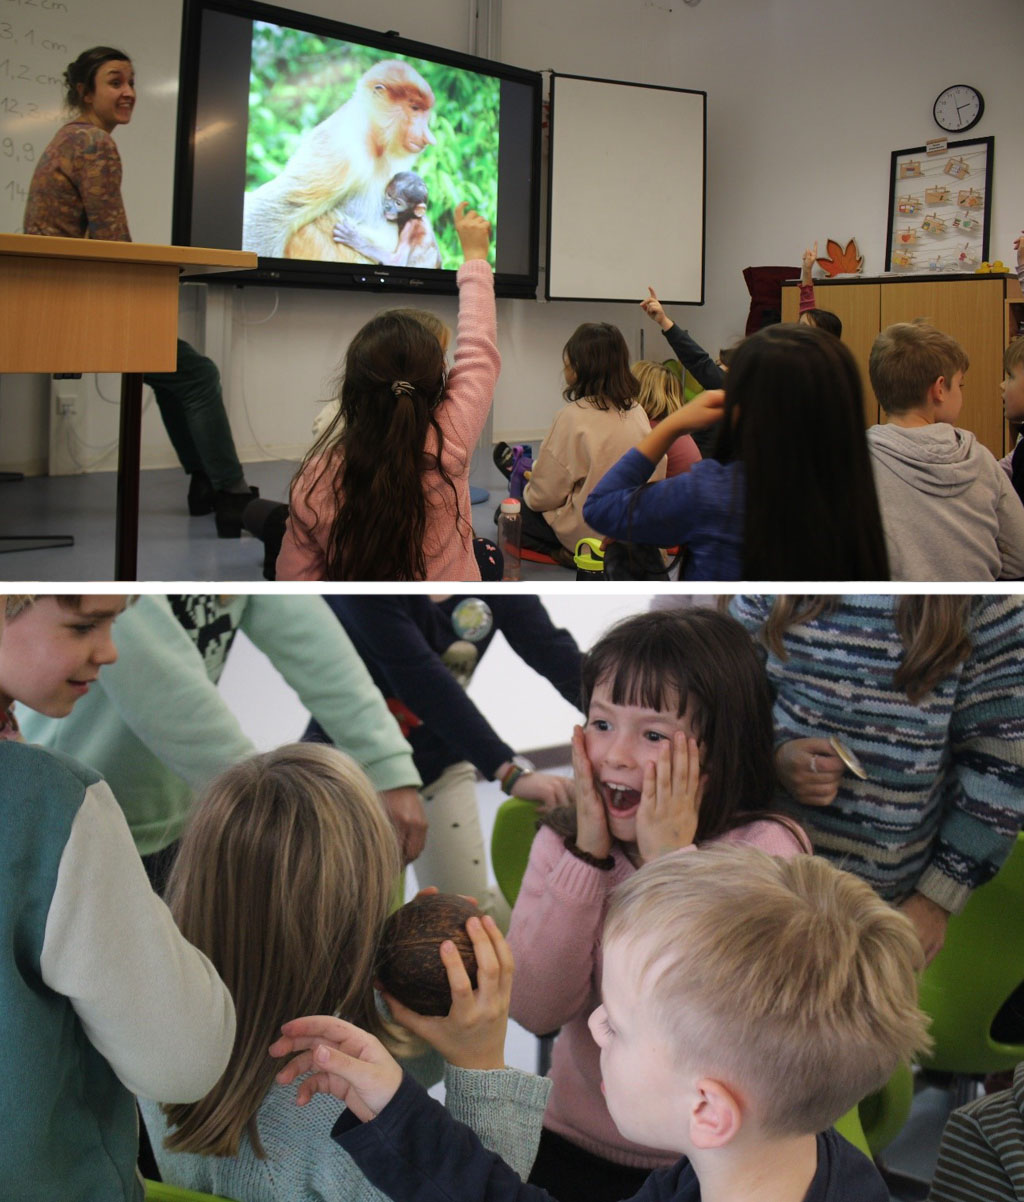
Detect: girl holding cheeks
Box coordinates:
(506, 607, 809, 1202)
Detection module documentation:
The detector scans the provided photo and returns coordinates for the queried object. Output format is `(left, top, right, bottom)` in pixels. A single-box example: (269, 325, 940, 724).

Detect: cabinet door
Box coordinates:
(781, 283, 881, 428)
(880, 279, 1005, 456)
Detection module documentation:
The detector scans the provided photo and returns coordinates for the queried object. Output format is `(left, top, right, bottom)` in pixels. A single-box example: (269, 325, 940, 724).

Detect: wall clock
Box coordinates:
(933, 84, 984, 133)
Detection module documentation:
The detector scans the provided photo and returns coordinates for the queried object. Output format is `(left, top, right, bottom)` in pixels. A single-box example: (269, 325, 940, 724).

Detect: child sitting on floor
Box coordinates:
(866, 319, 1024, 580)
(272, 843, 932, 1202)
(631, 361, 701, 478)
(277, 203, 498, 581)
(584, 323, 889, 580)
(518, 323, 666, 567)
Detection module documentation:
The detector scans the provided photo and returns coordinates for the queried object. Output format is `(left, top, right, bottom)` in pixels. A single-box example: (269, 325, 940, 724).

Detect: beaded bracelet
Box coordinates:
(563, 835, 615, 871)
(500, 763, 531, 795)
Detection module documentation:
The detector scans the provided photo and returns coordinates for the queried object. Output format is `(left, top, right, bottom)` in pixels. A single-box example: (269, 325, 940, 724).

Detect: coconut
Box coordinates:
(377, 893, 481, 1016)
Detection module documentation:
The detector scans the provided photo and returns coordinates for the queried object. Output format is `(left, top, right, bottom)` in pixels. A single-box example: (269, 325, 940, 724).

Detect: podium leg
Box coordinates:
(116, 373, 143, 580)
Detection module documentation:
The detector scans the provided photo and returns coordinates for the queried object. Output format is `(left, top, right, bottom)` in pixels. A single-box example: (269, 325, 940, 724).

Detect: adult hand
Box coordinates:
(775, 737, 844, 806)
(899, 892, 950, 965)
(270, 1016, 402, 1119)
(381, 786, 428, 865)
(382, 913, 512, 1070)
(571, 723, 612, 860)
(636, 732, 703, 864)
(640, 286, 673, 331)
(455, 202, 491, 261)
(512, 770, 574, 811)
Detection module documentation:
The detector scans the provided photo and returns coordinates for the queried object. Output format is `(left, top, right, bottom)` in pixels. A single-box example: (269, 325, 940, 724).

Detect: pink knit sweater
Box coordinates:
(507, 819, 809, 1170)
(277, 259, 499, 581)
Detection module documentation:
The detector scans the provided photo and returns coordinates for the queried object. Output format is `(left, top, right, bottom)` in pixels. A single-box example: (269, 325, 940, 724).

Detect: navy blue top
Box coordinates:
(333, 1073, 888, 1202)
(305, 596, 582, 786)
(583, 448, 745, 581)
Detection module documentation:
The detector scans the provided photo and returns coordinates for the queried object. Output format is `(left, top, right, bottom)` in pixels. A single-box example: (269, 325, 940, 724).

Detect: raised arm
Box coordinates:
(799, 242, 817, 313)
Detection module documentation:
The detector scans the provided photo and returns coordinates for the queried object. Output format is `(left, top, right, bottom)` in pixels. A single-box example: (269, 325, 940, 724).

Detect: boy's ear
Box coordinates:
(926, 376, 948, 406)
(689, 1076, 743, 1149)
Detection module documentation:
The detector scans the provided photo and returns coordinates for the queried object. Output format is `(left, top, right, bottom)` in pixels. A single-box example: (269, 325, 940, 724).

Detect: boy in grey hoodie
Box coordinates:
(866, 320, 1024, 580)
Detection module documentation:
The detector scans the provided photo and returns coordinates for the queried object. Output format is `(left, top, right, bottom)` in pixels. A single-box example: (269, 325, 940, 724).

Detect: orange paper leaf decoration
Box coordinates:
(816, 238, 863, 278)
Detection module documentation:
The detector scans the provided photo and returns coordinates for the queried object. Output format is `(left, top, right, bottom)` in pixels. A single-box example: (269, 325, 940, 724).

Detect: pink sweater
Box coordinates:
(277, 259, 499, 581)
(507, 819, 808, 1170)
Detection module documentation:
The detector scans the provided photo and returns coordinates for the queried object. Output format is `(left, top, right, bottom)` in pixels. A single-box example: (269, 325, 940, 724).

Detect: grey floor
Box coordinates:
(0, 461, 575, 581)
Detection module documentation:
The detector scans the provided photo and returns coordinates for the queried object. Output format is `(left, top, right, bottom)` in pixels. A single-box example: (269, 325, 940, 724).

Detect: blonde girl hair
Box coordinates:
(631, 360, 684, 422)
(160, 743, 401, 1158)
(760, 596, 972, 704)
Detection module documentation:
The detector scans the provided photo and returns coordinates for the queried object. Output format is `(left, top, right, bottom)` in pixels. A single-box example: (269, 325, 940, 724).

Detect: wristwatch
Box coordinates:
(499, 755, 535, 795)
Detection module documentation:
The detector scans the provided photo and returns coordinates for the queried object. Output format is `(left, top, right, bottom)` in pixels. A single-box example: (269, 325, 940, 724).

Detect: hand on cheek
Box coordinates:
(572, 724, 612, 860)
(636, 733, 703, 864)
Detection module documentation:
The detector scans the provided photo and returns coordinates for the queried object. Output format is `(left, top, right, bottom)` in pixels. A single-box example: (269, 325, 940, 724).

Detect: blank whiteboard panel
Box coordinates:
(546, 73, 705, 304)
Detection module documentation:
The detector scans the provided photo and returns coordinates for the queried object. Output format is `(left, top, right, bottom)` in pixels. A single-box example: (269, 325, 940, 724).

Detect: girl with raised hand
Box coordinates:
(139, 742, 549, 1199)
(505, 608, 808, 1202)
(583, 322, 890, 580)
(277, 203, 500, 580)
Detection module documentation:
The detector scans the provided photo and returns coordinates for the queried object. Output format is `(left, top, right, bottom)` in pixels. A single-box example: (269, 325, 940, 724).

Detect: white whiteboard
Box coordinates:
(546, 72, 705, 304)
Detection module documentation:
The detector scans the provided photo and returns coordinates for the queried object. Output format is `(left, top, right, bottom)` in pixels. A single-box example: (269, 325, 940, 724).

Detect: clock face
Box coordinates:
(933, 84, 984, 133)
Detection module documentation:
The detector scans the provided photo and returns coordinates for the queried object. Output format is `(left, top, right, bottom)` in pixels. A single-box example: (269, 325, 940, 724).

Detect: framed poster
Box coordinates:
(885, 136, 993, 273)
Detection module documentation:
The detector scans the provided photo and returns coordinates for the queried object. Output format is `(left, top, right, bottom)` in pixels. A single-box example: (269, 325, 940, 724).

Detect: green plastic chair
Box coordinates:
(833, 1103, 871, 1158)
(491, 796, 542, 911)
(490, 796, 557, 1075)
(916, 832, 1024, 1088)
(144, 1182, 233, 1201)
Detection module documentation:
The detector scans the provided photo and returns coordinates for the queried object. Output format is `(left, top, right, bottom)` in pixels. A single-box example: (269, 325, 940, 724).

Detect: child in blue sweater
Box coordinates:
(583, 322, 889, 580)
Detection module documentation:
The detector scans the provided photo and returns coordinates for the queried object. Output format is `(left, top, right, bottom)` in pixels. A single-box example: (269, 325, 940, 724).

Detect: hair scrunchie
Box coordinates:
(391, 380, 414, 397)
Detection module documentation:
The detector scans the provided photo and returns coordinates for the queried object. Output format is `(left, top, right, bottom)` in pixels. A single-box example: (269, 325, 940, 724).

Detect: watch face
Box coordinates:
(933, 84, 984, 132)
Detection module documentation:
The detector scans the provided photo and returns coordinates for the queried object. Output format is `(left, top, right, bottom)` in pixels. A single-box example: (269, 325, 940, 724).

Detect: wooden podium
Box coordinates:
(0, 234, 256, 579)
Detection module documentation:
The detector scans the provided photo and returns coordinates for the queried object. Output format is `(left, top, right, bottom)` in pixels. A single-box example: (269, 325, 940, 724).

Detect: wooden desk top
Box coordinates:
(0, 233, 256, 275)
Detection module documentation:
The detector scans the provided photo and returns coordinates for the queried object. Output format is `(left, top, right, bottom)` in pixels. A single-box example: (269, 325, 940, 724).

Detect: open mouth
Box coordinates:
(602, 782, 641, 815)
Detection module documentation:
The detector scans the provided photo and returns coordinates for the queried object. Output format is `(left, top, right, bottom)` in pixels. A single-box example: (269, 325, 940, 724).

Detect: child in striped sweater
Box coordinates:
(731, 594, 1024, 963)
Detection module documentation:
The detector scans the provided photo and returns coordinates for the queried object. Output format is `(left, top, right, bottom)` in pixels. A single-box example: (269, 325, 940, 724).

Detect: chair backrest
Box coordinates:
(490, 797, 542, 908)
(144, 1182, 234, 1202)
(917, 832, 1024, 1075)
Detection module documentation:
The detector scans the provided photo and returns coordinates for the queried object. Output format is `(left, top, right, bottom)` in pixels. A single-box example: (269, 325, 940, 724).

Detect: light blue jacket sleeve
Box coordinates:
(240, 597, 421, 792)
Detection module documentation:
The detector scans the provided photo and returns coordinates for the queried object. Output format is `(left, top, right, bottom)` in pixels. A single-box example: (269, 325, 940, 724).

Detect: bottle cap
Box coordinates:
(500, 498, 521, 513)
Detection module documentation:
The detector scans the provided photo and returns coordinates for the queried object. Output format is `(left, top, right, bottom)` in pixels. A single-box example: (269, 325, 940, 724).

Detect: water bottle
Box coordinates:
(497, 497, 522, 582)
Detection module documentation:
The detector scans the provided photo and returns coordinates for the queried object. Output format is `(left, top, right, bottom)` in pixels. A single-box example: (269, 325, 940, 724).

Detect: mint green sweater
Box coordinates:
(19, 595, 421, 855)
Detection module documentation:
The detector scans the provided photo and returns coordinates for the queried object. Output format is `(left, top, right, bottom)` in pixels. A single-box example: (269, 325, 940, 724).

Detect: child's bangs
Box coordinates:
(602, 657, 689, 720)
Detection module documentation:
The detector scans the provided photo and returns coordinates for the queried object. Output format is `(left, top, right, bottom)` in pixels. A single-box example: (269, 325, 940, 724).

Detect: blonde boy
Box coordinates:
(274, 846, 931, 1202)
(866, 320, 1024, 580)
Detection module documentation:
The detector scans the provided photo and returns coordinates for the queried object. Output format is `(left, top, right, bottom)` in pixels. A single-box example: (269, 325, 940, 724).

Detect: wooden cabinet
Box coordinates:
(782, 274, 1013, 458)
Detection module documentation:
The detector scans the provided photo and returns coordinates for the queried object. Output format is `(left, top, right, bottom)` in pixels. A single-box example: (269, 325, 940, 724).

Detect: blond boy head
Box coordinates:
(602, 846, 931, 1141)
(869, 320, 969, 417)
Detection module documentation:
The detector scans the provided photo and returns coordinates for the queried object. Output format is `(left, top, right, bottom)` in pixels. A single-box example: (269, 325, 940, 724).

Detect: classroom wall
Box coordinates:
(2, 0, 1020, 477)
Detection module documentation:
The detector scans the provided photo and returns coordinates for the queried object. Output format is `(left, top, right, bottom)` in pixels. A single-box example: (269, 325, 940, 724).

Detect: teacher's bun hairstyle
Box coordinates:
(376, 893, 481, 1016)
(64, 46, 131, 110)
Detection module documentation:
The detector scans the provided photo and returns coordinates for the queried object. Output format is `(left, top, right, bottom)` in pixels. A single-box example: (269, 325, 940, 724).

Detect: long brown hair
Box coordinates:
(562, 323, 639, 412)
(160, 744, 401, 1158)
(761, 596, 973, 703)
(291, 311, 463, 579)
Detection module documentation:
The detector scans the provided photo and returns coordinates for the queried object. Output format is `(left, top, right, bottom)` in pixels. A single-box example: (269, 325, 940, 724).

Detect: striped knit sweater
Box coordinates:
(730, 595, 1024, 911)
(929, 1062, 1024, 1201)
